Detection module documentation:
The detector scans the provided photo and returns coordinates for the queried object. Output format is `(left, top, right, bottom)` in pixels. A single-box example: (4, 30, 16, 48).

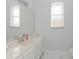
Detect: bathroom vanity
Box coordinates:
(6, 35, 44, 59)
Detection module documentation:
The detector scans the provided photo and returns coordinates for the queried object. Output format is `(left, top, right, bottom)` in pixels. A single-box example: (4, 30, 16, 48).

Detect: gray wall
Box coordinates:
(6, 0, 73, 51)
(6, 0, 34, 40)
(34, 0, 73, 51)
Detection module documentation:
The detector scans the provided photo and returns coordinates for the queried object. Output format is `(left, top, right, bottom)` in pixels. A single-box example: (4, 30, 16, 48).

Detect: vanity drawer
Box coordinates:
(17, 46, 36, 59)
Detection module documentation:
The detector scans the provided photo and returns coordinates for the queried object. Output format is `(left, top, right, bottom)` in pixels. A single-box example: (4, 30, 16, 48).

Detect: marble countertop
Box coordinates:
(6, 35, 42, 59)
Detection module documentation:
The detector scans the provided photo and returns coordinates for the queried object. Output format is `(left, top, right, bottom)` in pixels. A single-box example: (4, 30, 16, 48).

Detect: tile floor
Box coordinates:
(40, 50, 73, 59)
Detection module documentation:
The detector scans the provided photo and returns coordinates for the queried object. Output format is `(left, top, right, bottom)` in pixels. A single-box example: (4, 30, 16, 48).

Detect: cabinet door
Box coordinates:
(35, 40, 43, 59)
(23, 47, 36, 59)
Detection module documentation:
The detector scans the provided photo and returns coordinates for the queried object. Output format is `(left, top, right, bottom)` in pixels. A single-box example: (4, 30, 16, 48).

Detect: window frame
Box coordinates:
(51, 2, 64, 28)
(10, 5, 20, 27)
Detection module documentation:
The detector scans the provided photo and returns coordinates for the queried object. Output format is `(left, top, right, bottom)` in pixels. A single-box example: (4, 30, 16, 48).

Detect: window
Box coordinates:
(10, 5, 20, 27)
(51, 2, 64, 28)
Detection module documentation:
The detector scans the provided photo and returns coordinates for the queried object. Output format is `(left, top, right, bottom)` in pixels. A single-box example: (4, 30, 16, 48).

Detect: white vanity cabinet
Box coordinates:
(16, 36, 44, 59)
(18, 47, 36, 59)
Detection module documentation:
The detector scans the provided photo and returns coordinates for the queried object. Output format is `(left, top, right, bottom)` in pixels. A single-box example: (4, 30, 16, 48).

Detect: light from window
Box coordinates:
(51, 2, 64, 28)
(10, 5, 20, 27)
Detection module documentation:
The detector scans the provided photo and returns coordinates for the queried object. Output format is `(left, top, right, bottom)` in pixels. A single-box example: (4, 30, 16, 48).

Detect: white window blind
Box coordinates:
(10, 5, 20, 27)
(51, 2, 64, 28)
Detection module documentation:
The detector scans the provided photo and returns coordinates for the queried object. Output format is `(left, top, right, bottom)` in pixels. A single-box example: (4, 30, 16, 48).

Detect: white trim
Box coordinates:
(44, 50, 72, 55)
